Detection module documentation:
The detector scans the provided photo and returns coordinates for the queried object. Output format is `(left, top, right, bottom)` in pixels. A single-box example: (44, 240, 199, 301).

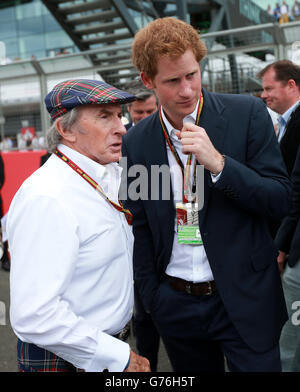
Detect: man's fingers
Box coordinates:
(182, 122, 203, 133)
(124, 351, 151, 372)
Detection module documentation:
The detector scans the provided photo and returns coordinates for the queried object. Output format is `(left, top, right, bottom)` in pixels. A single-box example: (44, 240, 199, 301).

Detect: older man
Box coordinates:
(7, 79, 150, 373)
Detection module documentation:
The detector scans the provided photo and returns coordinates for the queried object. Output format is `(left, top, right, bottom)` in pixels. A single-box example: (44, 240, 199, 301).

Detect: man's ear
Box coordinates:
(287, 78, 297, 90)
(55, 117, 77, 143)
(140, 72, 155, 90)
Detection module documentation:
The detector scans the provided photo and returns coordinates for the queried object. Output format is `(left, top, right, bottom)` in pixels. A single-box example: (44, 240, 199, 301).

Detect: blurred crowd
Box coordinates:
(267, 1, 300, 23)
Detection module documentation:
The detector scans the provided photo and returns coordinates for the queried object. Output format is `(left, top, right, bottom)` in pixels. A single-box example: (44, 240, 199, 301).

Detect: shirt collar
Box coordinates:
(160, 100, 200, 138)
(57, 143, 122, 186)
(279, 100, 300, 125)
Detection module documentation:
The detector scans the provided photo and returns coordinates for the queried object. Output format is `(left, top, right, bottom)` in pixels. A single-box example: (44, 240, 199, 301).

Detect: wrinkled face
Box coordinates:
(261, 68, 291, 115)
(71, 104, 126, 165)
(141, 49, 202, 129)
(127, 95, 157, 124)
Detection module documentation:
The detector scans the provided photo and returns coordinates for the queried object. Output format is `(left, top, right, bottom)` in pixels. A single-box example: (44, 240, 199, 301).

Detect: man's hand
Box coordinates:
(277, 250, 286, 275)
(124, 350, 150, 372)
(177, 122, 224, 174)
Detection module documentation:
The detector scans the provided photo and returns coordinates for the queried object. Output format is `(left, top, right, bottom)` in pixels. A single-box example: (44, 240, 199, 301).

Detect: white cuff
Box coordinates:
(86, 331, 130, 372)
(210, 170, 222, 183)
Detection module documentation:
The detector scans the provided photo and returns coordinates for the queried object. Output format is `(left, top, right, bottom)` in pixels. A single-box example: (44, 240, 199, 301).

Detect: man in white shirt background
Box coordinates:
(258, 60, 300, 372)
(7, 79, 150, 373)
(280, 1, 290, 23)
(257, 60, 300, 238)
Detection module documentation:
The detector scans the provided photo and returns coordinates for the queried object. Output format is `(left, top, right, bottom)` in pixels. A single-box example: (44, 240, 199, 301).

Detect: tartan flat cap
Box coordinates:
(45, 79, 136, 121)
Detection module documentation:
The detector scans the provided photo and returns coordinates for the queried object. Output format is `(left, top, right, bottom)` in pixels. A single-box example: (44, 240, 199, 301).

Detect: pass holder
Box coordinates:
(176, 202, 203, 245)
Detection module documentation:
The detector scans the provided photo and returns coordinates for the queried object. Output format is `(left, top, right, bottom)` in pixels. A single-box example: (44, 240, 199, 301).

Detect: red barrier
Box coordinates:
(1, 150, 47, 215)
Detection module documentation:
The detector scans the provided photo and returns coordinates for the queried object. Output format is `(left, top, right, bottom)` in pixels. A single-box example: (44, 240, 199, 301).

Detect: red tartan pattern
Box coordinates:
(45, 79, 135, 121)
(17, 339, 82, 372)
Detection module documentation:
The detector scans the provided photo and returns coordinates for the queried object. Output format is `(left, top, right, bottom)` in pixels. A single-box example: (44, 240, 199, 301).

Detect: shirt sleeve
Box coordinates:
(7, 192, 130, 372)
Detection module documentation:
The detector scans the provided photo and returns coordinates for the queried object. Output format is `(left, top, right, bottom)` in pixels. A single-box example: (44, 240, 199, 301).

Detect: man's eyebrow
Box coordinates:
(97, 108, 112, 114)
(97, 108, 121, 115)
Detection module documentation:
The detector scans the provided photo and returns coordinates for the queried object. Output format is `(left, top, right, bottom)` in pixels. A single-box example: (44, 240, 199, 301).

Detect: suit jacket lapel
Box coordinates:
(197, 89, 228, 227)
(200, 89, 227, 159)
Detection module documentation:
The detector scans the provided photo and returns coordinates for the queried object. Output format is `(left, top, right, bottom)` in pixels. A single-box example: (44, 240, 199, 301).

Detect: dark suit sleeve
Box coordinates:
(275, 146, 300, 253)
(122, 140, 160, 312)
(213, 98, 291, 220)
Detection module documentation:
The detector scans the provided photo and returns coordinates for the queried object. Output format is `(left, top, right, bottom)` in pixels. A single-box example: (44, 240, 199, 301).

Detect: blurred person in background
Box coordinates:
(258, 59, 300, 373)
(274, 3, 282, 21)
(292, 0, 300, 20)
(280, 1, 290, 23)
(257, 60, 300, 238)
(275, 147, 300, 371)
(125, 80, 158, 130)
(267, 4, 274, 17)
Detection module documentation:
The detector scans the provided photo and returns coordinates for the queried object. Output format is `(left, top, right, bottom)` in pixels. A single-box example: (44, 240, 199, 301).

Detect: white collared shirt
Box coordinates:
(277, 100, 300, 142)
(161, 104, 214, 283)
(7, 144, 134, 372)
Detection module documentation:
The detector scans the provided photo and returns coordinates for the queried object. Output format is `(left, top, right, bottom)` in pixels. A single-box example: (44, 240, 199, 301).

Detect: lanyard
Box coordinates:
(54, 149, 133, 225)
(159, 95, 204, 203)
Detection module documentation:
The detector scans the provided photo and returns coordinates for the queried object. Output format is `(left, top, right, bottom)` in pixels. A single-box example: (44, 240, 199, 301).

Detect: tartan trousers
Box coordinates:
(17, 339, 80, 372)
(17, 322, 130, 372)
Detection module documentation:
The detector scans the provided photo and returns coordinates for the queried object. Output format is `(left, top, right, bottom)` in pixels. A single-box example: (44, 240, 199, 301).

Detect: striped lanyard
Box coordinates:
(54, 149, 133, 225)
(159, 95, 204, 203)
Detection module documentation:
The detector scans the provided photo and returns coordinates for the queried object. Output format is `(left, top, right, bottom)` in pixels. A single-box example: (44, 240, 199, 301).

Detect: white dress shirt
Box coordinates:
(7, 144, 134, 372)
(162, 103, 214, 282)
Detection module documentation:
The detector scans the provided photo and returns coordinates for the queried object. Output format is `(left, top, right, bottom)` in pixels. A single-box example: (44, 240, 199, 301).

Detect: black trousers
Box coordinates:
(133, 285, 160, 371)
(150, 280, 281, 372)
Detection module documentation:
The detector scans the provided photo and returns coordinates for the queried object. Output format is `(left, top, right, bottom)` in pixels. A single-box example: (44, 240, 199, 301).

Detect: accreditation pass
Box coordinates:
(176, 202, 202, 245)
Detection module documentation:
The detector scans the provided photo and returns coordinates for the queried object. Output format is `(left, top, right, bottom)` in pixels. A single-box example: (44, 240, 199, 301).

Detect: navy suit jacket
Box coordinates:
(122, 88, 291, 352)
(268, 104, 300, 238)
(280, 104, 300, 176)
(275, 145, 300, 267)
